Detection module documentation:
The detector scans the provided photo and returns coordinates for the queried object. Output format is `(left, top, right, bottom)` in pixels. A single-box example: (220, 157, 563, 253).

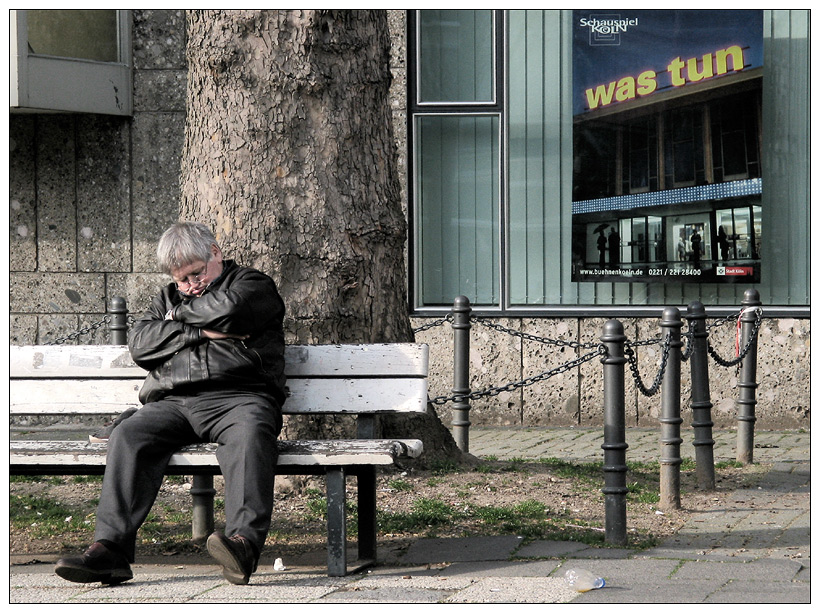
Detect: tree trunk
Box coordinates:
(180, 9, 460, 463)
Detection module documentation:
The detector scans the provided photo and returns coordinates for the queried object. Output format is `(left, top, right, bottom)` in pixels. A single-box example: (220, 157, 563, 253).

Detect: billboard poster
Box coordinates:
(571, 10, 763, 283)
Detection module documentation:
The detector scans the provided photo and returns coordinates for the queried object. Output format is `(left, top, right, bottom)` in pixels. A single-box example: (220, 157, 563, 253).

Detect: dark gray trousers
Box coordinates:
(94, 389, 282, 561)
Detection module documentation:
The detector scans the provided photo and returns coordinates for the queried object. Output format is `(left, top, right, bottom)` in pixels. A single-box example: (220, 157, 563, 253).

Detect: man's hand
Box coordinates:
(201, 329, 249, 341)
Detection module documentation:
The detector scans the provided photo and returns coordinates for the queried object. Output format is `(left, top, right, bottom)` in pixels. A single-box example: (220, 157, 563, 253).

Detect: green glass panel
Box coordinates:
(416, 115, 499, 305)
(418, 10, 494, 103)
(27, 10, 119, 63)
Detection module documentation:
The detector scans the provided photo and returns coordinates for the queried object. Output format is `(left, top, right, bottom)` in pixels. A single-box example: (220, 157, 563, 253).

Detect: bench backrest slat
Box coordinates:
(10, 344, 429, 416)
(11, 378, 428, 415)
(10, 344, 429, 378)
(11, 345, 143, 378)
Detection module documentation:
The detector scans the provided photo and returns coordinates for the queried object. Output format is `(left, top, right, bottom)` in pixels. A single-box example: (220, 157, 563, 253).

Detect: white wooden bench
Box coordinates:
(10, 343, 428, 577)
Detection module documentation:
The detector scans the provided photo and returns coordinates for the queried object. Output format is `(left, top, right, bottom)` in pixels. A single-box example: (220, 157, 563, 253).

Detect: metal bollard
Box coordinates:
(600, 319, 628, 546)
(659, 307, 683, 511)
(736, 288, 761, 464)
(451, 296, 472, 453)
(686, 301, 715, 490)
(108, 296, 129, 345)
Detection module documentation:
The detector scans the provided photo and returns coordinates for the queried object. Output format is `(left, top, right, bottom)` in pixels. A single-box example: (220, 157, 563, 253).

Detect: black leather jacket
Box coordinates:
(128, 260, 287, 406)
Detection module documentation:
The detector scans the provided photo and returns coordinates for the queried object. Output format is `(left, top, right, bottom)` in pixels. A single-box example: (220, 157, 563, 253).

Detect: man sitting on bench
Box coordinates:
(55, 221, 287, 586)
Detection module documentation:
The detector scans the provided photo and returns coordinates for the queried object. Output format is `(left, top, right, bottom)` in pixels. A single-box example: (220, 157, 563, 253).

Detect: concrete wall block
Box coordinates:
(701, 317, 743, 427)
(36, 115, 78, 272)
(10, 273, 106, 314)
(467, 319, 524, 426)
(9, 116, 37, 271)
(578, 318, 640, 426)
(387, 10, 408, 216)
(37, 314, 80, 345)
(634, 316, 673, 425)
(754, 318, 811, 427)
(34, 314, 105, 345)
(133, 70, 188, 113)
(106, 272, 171, 316)
(521, 318, 583, 427)
(411, 318, 454, 426)
(131, 112, 185, 271)
(132, 9, 187, 70)
(10, 315, 37, 345)
(75, 115, 131, 272)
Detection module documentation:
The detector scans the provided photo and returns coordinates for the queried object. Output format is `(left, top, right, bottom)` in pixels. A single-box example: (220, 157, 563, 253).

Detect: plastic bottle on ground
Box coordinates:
(563, 568, 605, 592)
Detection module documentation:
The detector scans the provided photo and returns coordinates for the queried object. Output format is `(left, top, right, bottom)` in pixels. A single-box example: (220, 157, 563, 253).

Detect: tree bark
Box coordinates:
(180, 9, 460, 463)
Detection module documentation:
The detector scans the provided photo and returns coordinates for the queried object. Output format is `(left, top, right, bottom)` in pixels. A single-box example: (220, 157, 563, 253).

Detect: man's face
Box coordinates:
(171, 244, 223, 296)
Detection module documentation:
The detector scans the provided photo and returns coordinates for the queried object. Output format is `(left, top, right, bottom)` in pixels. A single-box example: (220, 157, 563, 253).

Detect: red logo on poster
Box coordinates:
(720, 266, 753, 276)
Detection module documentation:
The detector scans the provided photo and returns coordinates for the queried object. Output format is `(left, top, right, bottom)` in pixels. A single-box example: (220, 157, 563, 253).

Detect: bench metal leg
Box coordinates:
(326, 467, 347, 577)
(191, 474, 215, 542)
(357, 466, 377, 562)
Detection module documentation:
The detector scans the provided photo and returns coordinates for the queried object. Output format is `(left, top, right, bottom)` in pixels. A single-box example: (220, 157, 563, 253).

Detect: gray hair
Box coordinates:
(157, 222, 218, 273)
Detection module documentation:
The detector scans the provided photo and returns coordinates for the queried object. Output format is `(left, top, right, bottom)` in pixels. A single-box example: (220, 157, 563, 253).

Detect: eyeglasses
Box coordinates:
(173, 260, 213, 291)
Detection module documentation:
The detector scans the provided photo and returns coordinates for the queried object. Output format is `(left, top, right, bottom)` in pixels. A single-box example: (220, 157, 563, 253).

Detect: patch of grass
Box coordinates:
(429, 460, 461, 476)
(71, 475, 103, 484)
(715, 460, 744, 469)
(537, 458, 602, 483)
(533, 457, 665, 504)
(515, 499, 548, 518)
(378, 497, 457, 533)
(387, 478, 414, 492)
(304, 489, 328, 517)
(377, 495, 620, 547)
(10, 493, 94, 540)
(301, 488, 359, 535)
(10, 475, 63, 485)
(680, 458, 697, 471)
(627, 481, 660, 504)
(474, 458, 530, 474)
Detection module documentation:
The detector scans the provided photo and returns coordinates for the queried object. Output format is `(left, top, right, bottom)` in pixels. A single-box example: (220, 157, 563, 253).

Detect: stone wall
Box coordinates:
(411, 314, 811, 431)
(8, 10, 810, 429)
(9, 10, 186, 344)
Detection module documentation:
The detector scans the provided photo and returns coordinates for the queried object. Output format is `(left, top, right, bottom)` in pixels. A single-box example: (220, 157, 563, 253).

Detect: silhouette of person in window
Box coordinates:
(690, 228, 702, 267)
(597, 230, 607, 267)
(717, 225, 730, 262)
(608, 227, 620, 269)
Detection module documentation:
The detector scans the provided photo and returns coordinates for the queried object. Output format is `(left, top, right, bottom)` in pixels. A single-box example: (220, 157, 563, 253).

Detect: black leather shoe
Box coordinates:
(55, 541, 133, 585)
(207, 532, 259, 585)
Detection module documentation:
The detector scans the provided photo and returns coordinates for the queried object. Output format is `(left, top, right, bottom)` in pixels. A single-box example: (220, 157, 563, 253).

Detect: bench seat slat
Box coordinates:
(9, 439, 423, 467)
(11, 344, 429, 378)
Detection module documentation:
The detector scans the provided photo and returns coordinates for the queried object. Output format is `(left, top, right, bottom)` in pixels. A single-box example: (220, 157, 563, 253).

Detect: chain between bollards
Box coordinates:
(736, 289, 761, 464)
(659, 307, 683, 511)
(686, 300, 716, 490)
(600, 319, 628, 547)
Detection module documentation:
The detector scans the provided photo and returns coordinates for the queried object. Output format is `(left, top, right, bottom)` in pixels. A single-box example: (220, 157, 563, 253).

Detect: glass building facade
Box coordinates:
(408, 10, 809, 313)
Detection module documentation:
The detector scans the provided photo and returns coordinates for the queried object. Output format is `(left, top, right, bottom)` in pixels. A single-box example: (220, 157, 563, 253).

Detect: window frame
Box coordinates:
(10, 9, 133, 116)
(408, 9, 507, 314)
